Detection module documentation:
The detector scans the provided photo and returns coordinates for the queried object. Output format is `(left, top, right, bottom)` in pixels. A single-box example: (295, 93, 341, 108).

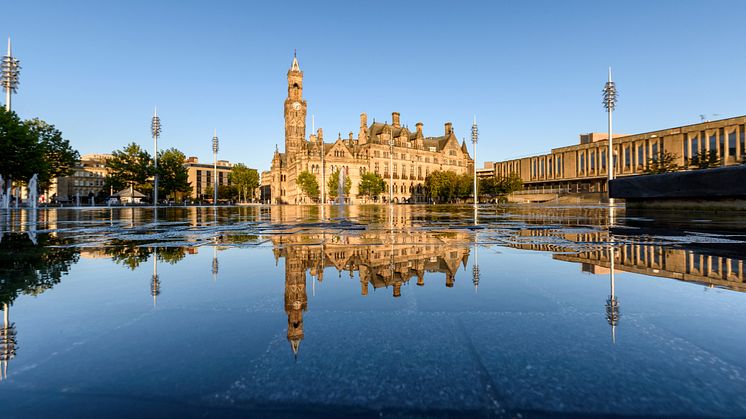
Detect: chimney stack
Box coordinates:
(445, 122, 453, 135)
(317, 128, 323, 142)
(415, 122, 423, 135)
(392, 112, 401, 128)
(360, 112, 367, 128)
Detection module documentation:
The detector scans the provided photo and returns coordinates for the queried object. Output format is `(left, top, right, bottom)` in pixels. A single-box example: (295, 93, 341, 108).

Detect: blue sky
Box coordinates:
(5, 0, 746, 171)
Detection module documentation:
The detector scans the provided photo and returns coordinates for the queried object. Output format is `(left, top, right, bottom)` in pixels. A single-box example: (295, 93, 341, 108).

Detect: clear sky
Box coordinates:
(6, 0, 746, 171)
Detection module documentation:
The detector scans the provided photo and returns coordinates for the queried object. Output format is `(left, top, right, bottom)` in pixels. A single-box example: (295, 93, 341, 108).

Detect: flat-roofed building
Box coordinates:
(184, 157, 233, 199)
(50, 153, 112, 203)
(489, 116, 746, 193)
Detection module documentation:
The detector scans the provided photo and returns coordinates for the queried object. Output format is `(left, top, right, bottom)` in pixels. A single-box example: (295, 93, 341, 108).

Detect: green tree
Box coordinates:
(479, 177, 500, 198)
(24, 119, 79, 191)
(498, 173, 523, 194)
(157, 148, 191, 200)
(327, 168, 351, 200)
(424, 170, 463, 202)
(644, 151, 680, 174)
(689, 150, 720, 169)
(358, 172, 385, 201)
(0, 108, 44, 186)
(297, 170, 320, 201)
(105, 142, 154, 194)
(229, 163, 259, 202)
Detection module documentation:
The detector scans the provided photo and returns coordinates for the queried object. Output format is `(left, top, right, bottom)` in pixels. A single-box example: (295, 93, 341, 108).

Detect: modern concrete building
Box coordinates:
(489, 116, 746, 193)
(268, 54, 473, 204)
(184, 156, 233, 199)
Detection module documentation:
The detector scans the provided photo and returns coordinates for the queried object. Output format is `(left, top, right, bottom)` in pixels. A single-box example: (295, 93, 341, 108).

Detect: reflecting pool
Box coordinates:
(1, 205, 746, 418)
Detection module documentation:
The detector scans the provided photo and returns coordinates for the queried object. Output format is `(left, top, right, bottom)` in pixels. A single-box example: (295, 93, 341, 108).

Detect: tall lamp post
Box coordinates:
(603, 67, 618, 203)
(471, 116, 478, 210)
(151, 108, 161, 207)
(212, 130, 219, 206)
(2, 37, 20, 206)
(1, 37, 20, 112)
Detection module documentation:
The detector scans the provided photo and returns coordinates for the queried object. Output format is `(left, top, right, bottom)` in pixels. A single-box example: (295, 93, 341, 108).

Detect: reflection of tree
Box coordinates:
(106, 241, 151, 270)
(0, 233, 79, 305)
(105, 241, 186, 269)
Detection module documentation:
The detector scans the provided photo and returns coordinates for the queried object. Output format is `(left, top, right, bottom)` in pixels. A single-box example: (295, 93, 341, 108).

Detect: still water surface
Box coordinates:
(1, 205, 746, 418)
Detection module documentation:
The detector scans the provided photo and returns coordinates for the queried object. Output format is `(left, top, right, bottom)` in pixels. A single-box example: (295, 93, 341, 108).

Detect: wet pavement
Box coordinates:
(0, 204, 745, 418)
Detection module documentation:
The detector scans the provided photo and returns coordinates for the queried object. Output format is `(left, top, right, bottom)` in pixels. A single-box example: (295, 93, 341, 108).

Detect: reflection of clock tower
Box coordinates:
(285, 52, 307, 158)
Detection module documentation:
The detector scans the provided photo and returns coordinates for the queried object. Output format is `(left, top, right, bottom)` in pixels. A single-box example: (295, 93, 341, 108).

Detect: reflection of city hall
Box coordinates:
(485, 116, 746, 192)
(273, 231, 472, 355)
(268, 54, 474, 204)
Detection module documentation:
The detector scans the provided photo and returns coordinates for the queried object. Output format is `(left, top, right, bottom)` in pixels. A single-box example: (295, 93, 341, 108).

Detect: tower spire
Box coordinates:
(291, 50, 300, 72)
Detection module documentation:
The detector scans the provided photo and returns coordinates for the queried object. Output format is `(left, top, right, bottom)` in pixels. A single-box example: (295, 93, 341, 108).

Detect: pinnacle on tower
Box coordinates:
(290, 50, 300, 72)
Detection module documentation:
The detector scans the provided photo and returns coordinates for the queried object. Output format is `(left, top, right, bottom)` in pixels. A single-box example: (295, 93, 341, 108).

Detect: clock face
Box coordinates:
(292, 102, 301, 110)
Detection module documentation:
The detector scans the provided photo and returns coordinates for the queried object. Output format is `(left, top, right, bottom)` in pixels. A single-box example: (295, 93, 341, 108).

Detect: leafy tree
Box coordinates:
(204, 184, 238, 201)
(327, 168, 351, 200)
(644, 151, 679, 174)
(0, 108, 44, 186)
(689, 150, 720, 169)
(297, 170, 319, 201)
(157, 148, 191, 200)
(498, 173, 523, 194)
(479, 177, 500, 197)
(424, 170, 472, 202)
(24, 119, 79, 191)
(105, 142, 153, 194)
(229, 164, 259, 202)
(358, 172, 385, 200)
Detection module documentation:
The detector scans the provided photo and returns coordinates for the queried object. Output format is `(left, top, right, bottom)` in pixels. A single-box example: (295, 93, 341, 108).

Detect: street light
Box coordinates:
(1, 37, 20, 112)
(151, 108, 161, 207)
(212, 129, 219, 205)
(471, 116, 478, 210)
(603, 67, 618, 201)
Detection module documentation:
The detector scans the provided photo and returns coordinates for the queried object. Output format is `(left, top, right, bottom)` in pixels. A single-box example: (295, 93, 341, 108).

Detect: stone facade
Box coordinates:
(184, 156, 233, 199)
(50, 153, 112, 203)
(269, 55, 473, 204)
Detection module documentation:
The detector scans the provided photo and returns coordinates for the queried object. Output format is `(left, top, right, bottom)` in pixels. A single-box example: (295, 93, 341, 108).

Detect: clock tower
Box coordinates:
(284, 52, 307, 157)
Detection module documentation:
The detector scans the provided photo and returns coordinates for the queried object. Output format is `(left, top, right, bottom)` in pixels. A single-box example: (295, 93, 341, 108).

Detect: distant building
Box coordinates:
(50, 153, 112, 203)
(268, 54, 473, 204)
(488, 116, 746, 193)
(183, 157, 233, 199)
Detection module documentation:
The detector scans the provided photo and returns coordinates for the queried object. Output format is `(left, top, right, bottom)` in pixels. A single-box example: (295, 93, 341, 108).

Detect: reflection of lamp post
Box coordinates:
(472, 241, 480, 293)
(212, 239, 219, 282)
(471, 116, 478, 210)
(212, 130, 219, 206)
(603, 67, 618, 202)
(605, 236, 620, 343)
(151, 248, 160, 307)
(151, 108, 161, 207)
(0, 303, 17, 381)
(1, 37, 20, 112)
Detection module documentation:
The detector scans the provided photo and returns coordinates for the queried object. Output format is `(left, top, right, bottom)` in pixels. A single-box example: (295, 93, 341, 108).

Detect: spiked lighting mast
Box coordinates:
(212, 130, 219, 205)
(471, 116, 479, 211)
(1, 37, 20, 112)
(603, 67, 618, 197)
(151, 108, 162, 207)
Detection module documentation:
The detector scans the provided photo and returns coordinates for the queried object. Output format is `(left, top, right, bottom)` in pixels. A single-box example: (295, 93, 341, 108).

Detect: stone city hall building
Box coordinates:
(486, 115, 746, 193)
(268, 54, 474, 204)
